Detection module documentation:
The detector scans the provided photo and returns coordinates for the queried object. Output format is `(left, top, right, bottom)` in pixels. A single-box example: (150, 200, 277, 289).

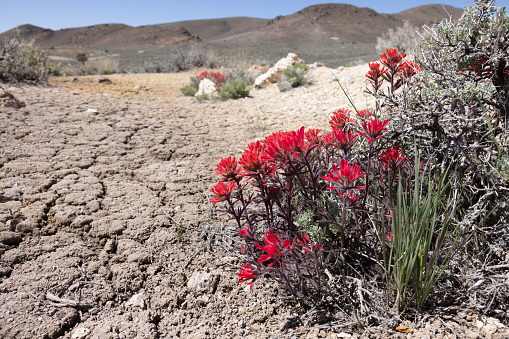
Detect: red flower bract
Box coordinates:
(366, 62, 387, 90)
(215, 156, 239, 182)
(297, 233, 324, 255)
(332, 127, 358, 151)
(358, 118, 390, 144)
(254, 230, 294, 267)
(239, 141, 271, 176)
(379, 144, 409, 169)
(237, 263, 257, 289)
(210, 180, 236, 204)
(398, 60, 422, 79)
(322, 159, 365, 194)
(329, 108, 354, 130)
(380, 48, 407, 71)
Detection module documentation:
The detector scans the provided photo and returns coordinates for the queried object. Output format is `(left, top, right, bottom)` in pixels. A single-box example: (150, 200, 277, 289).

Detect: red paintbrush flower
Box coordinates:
(379, 144, 410, 170)
(237, 263, 258, 289)
(380, 48, 406, 72)
(297, 233, 324, 255)
(356, 109, 373, 119)
(358, 118, 390, 144)
(239, 141, 271, 176)
(210, 180, 236, 204)
(329, 108, 354, 130)
(322, 159, 365, 195)
(398, 60, 422, 79)
(215, 156, 239, 182)
(255, 230, 294, 267)
(366, 62, 387, 91)
(332, 127, 358, 151)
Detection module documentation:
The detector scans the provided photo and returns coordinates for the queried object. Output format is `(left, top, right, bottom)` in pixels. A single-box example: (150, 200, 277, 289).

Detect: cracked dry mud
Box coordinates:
(1, 67, 508, 338)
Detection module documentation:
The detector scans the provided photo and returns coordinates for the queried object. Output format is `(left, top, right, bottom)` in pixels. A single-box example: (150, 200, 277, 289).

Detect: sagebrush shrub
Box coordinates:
(218, 80, 250, 100)
(0, 36, 50, 82)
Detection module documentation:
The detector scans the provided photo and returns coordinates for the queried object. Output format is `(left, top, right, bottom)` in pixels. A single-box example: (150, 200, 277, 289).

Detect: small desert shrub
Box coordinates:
(165, 45, 218, 72)
(223, 68, 256, 84)
(77, 58, 118, 75)
(218, 79, 250, 100)
(47, 62, 63, 76)
(0, 37, 50, 82)
(76, 53, 88, 64)
(180, 75, 200, 96)
(278, 63, 308, 91)
(143, 62, 163, 73)
(376, 20, 424, 56)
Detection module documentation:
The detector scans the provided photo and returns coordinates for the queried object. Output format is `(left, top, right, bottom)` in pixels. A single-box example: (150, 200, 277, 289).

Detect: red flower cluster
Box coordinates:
(210, 181, 236, 204)
(329, 108, 354, 130)
(199, 71, 226, 84)
(322, 159, 366, 195)
(358, 118, 390, 144)
(366, 48, 421, 95)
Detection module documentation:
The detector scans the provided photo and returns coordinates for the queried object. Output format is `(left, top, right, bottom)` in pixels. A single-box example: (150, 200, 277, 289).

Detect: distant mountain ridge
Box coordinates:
(0, 4, 463, 48)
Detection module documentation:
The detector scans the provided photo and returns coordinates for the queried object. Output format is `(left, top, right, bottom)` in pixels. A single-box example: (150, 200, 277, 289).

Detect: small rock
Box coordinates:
(336, 333, 352, 338)
(0, 231, 22, 245)
(187, 271, 212, 291)
(86, 109, 98, 114)
(2, 188, 22, 201)
(92, 77, 112, 84)
(69, 76, 77, 82)
(71, 326, 91, 339)
(125, 292, 144, 308)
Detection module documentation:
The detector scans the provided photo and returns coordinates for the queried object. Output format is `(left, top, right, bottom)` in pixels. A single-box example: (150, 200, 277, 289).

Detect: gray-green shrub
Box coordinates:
(218, 80, 250, 100)
(0, 37, 50, 83)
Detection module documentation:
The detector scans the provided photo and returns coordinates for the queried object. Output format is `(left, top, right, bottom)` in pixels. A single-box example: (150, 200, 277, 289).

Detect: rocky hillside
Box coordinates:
(0, 4, 463, 49)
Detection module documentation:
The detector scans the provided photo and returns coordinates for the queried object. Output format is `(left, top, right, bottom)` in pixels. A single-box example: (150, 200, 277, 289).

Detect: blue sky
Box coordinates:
(0, 0, 499, 34)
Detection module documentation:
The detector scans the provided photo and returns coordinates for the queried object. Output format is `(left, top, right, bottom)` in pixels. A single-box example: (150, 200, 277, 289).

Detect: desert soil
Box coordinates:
(1, 66, 508, 339)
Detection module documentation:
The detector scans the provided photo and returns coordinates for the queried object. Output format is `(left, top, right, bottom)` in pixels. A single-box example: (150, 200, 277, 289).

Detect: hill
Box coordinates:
(0, 4, 463, 49)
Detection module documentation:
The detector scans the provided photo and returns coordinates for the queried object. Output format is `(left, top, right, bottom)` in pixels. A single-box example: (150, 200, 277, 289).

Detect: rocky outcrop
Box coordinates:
(254, 53, 304, 88)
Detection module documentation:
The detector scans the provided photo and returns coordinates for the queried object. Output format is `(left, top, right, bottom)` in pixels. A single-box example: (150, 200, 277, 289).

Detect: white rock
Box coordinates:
(125, 292, 145, 308)
(187, 271, 212, 291)
(71, 326, 91, 339)
(254, 53, 300, 88)
(195, 78, 218, 98)
(86, 109, 98, 113)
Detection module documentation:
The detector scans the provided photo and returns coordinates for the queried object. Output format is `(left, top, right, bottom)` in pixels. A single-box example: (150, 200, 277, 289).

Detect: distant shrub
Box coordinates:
(0, 36, 50, 82)
(180, 75, 200, 96)
(165, 45, 218, 72)
(223, 69, 256, 84)
(76, 58, 118, 75)
(376, 20, 424, 56)
(76, 53, 88, 64)
(47, 62, 63, 76)
(218, 79, 250, 100)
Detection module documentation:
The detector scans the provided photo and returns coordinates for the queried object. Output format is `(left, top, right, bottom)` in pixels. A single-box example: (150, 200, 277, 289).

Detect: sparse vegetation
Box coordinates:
(165, 45, 218, 72)
(218, 79, 250, 100)
(278, 63, 309, 91)
(76, 52, 88, 64)
(0, 36, 50, 82)
(376, 20, 424, 56)
(180, 75, 200, 96)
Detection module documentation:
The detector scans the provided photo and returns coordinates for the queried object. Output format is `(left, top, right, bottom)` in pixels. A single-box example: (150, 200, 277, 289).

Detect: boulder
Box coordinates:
(254, 53, 304, 88)
(195, 78, 218, 98)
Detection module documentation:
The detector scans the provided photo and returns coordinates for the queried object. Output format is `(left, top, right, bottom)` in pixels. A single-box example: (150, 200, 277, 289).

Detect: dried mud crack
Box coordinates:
(1, 69, 508, 338)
